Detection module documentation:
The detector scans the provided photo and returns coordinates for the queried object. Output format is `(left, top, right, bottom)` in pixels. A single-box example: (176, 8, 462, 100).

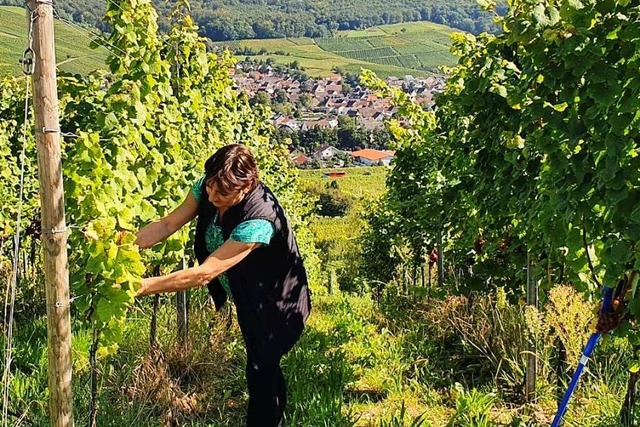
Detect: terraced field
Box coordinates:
(218, 37, 431, 78)
(217, 20, 459, 78)
(0, 6, 109, 76)
(315, 21, 458, 71)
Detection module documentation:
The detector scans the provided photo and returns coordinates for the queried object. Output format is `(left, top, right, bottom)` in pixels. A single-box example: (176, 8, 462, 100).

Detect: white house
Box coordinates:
(312, 144, 340, 160)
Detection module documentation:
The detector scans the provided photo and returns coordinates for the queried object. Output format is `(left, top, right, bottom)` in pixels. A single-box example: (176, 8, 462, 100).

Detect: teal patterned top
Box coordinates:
(191, 178, 275, 297)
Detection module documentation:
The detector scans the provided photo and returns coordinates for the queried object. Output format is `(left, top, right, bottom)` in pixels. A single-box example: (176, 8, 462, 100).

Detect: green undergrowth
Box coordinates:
(3, 288, 640, 426)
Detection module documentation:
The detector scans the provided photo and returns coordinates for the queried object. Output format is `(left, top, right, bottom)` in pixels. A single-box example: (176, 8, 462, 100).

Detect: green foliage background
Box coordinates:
(361, 0, 640, 322)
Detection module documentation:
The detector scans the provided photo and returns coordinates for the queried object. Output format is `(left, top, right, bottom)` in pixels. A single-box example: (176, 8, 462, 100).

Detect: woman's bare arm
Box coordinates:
(136, 239, 258, 296)
(135, 193, 199, 249)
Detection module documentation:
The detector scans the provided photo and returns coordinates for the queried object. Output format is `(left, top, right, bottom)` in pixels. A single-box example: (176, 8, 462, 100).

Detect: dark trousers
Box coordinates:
(246, 356, 286, 427)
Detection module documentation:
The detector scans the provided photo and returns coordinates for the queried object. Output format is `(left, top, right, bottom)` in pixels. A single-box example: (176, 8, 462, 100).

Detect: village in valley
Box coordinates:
(231, 63, 445, 168)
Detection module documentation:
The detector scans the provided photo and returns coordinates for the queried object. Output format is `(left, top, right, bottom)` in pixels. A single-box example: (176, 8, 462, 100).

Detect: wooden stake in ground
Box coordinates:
(26, 1, 74, 425)
(436, 228, 444, 287)
(525, 252, 538, 402)
(176, 257, 189, 349)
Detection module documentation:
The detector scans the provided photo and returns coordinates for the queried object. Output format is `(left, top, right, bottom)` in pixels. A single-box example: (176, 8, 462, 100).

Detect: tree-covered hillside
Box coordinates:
(0, 0, 501, 40)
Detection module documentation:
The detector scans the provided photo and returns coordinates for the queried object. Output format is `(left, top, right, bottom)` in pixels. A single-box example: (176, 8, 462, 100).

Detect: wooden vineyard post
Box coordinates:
(150, 295, 159, 350)
(525, 252, 538, 402)
(176, 290, 188, 347)
(26, 0, 75, 425)
(555, 337, 567, 406)
(412, 260, 417, 300)
(149, 266, 161, 350)
(401, 264, 407, 295)
(437, 228, 444, 287)
(176, 257, 189, 348)
(620, 345, 640, 426)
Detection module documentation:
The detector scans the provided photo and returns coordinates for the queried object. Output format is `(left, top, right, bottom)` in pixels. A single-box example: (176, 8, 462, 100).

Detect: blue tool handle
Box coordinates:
(550, 284, 618, 427)
(550, 333, 601, 427)
(601, 286, 615, 314)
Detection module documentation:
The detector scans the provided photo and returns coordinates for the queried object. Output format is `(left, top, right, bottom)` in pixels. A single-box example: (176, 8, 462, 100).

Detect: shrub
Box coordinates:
(387, 285, 599, 399)
(317, 191, 350, 216)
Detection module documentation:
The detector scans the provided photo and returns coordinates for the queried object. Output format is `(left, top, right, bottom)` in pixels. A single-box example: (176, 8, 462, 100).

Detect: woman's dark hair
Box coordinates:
(204, 144, 259, 195)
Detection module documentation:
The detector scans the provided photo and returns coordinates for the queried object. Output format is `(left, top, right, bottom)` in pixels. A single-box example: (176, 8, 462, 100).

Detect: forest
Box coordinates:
(0, 0, 502, 39)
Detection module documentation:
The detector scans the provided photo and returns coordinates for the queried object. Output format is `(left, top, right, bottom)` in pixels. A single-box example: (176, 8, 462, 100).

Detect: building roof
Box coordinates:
(313, 144, 338, 156)
(314, 143, 330, 153)
(293, 155, 311, 165)
(360, 118, 383, 131)
(350, 148, 395, 161)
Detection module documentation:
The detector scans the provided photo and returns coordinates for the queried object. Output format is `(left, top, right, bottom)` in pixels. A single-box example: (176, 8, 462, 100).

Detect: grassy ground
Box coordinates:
(0, 6, 108, 76)
(219, 21, 458, 78)
(3, 289, 441, 426)
(298, 166, 388, 292)
(4, 288, 634, 426)
(298, 166, 388, 202)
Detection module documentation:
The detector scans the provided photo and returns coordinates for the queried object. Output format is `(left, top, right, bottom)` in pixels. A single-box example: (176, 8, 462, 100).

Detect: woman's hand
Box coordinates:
(134, 227, 160, 249)
(136, 278, 153, 297)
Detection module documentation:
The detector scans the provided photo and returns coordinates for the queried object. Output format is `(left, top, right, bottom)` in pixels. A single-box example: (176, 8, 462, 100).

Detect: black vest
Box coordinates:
(194, 183, 311, 363)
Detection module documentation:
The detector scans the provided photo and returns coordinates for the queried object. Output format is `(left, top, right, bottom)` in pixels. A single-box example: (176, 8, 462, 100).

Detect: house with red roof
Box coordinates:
(350, 149, 395, 166)
(292, 154, 312, 167)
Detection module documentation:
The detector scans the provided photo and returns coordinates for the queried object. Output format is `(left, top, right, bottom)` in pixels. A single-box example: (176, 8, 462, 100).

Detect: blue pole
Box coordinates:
(550, 333, 601, 427)
(550, 287, 615, 427)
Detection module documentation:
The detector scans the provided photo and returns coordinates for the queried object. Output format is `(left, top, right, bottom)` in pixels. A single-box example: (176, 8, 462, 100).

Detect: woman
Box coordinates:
(135, 144, 311, 426)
